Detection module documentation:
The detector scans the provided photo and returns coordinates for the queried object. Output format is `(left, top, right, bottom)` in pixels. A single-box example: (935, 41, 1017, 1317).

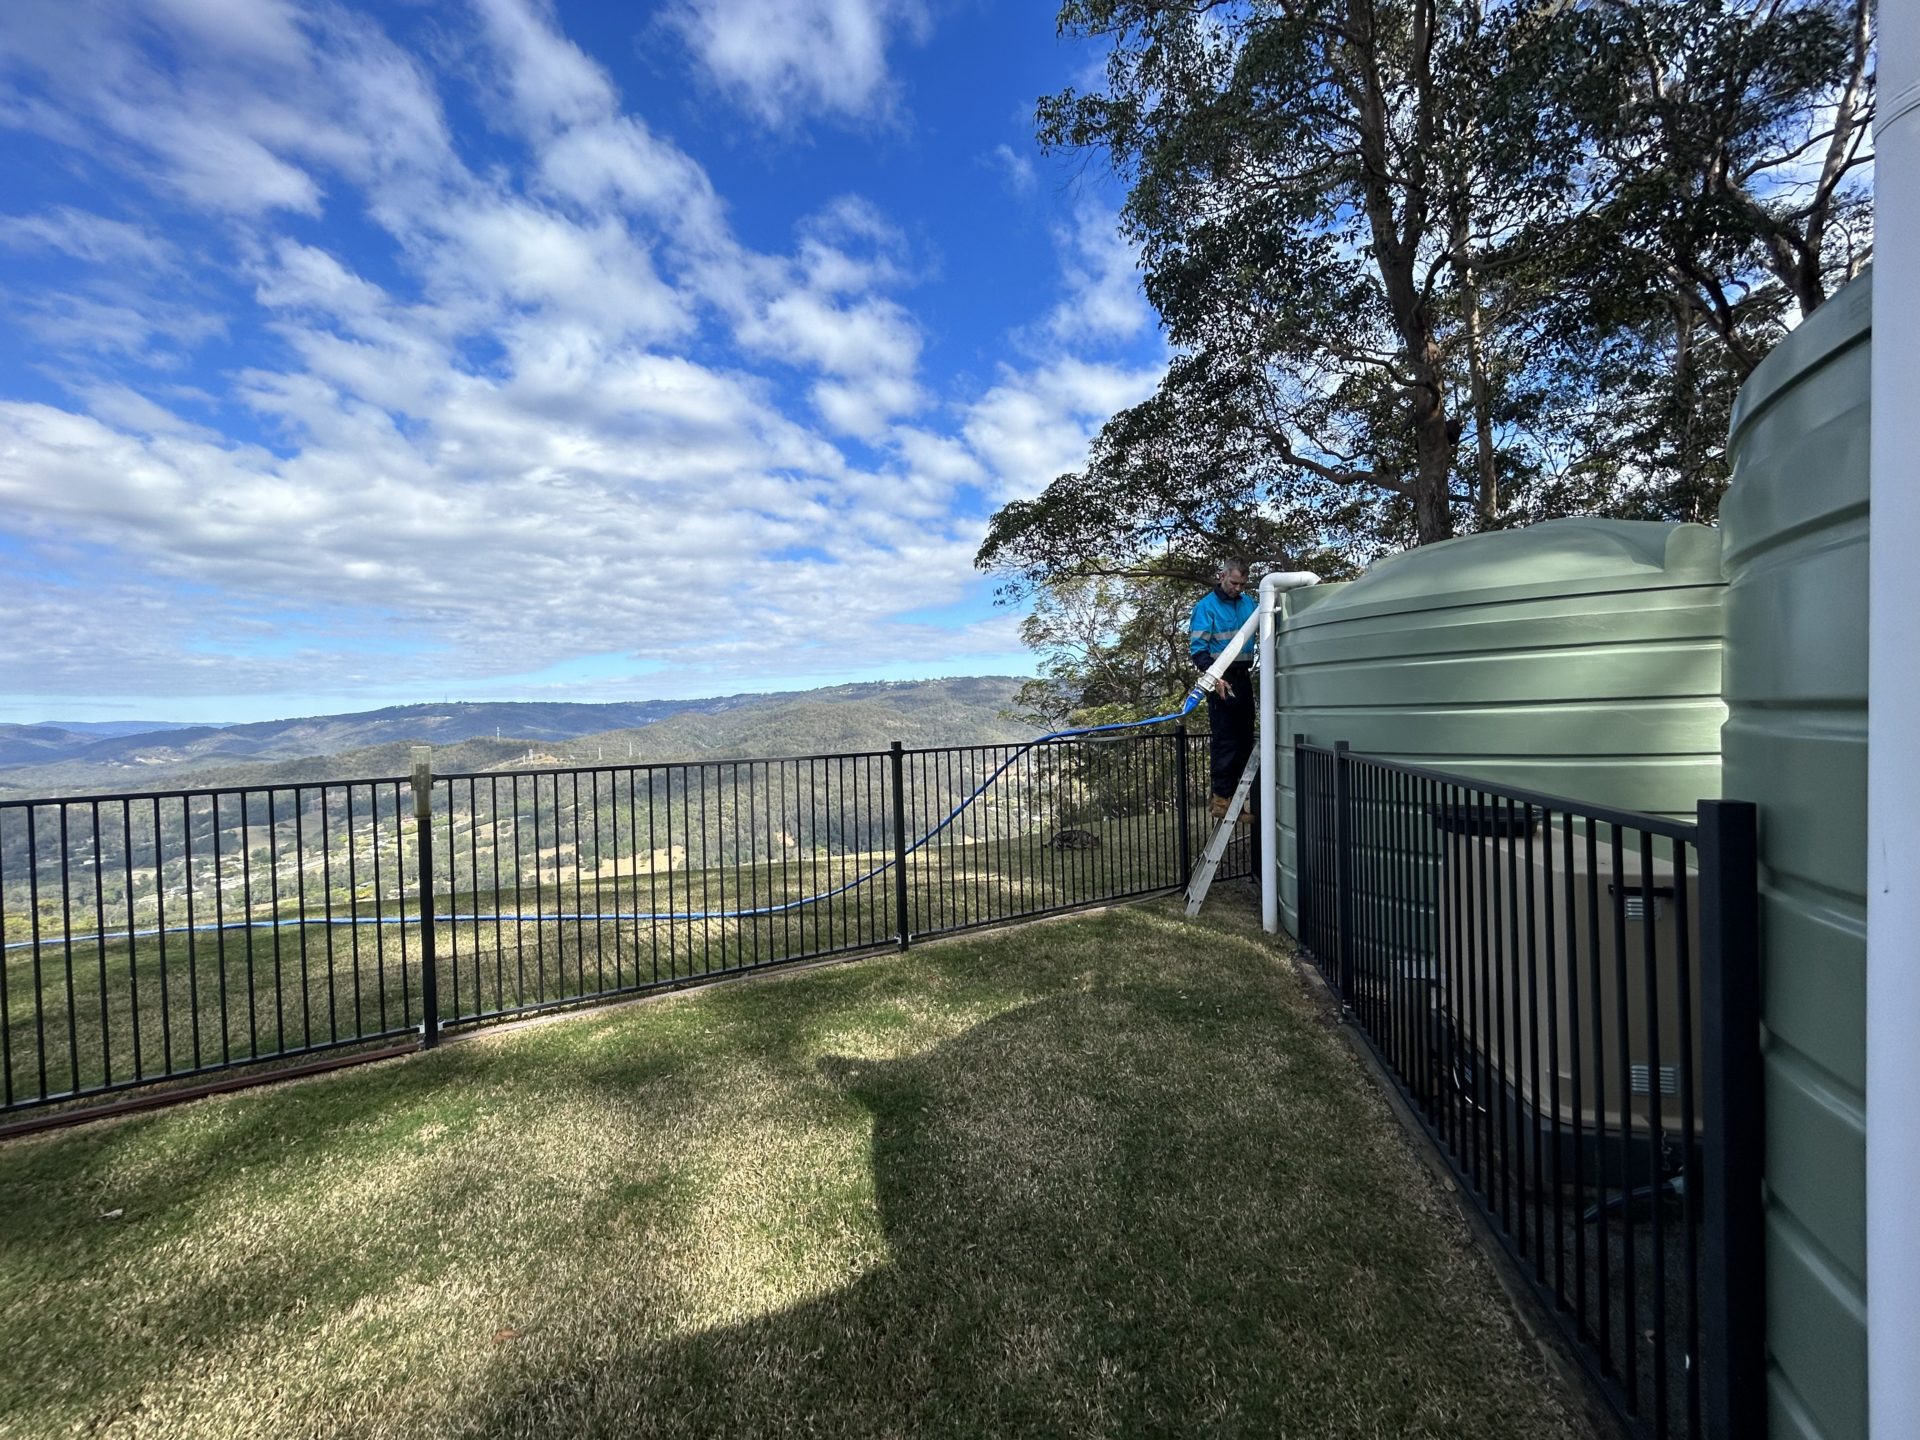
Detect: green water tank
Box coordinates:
(1274, 518, 1728, 935)
(1720, 269, 1872, 1440)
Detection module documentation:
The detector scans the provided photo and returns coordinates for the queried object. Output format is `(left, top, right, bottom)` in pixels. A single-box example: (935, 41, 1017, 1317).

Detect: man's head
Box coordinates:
(1216, 561, 1248, 598)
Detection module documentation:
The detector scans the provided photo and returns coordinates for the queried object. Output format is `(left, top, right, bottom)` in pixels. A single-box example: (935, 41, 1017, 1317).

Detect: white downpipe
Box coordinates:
(1258, 572, 1321, 933)
(1869, 9, 1919, 1432)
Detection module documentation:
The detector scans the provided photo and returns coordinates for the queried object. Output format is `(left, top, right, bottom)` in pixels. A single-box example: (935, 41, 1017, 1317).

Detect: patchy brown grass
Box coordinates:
(0, 893, 1591, 1439)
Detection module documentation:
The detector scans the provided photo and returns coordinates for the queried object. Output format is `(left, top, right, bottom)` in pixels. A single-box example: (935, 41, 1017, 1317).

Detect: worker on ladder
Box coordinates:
(1189, 559, 1258, 846)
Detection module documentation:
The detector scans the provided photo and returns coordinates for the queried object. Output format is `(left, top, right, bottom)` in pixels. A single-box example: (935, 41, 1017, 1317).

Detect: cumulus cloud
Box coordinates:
(0, 207, 176, 268)
(1045, 203, 1152, 346)
(0, 0, 1153, 713)
(664, 0, 932, 128)
(961, 358, 1163, 499)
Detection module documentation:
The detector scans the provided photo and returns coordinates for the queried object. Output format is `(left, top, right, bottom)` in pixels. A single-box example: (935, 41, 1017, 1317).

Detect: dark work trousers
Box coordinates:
(1206, 665, 1256, 797)
(1206, 666, 1260, 867)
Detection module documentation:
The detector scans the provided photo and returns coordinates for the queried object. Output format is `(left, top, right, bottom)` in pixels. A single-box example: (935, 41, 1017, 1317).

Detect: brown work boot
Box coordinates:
(1209, 793, 1229, 823)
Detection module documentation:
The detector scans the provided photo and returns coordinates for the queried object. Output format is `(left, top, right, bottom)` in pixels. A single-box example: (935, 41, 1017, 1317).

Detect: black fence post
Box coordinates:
(1293, 733, 1308, 941)
(410, 747, 439, 1050)
(890, 741, 910, 951)
(1333, 740, 1353, 1002)
(1698, 799, 1763, 1440)
(1174, 724, 1192, 888)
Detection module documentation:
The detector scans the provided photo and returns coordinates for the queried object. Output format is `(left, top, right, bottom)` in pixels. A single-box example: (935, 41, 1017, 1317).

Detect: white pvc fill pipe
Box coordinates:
(1258, 571, 1322, 933)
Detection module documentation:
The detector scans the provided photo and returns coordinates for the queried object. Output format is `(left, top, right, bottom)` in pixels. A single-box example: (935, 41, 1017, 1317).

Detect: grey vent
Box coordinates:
(1631, 1063, 1681, 1097)
(1623, 894, 1663, 923)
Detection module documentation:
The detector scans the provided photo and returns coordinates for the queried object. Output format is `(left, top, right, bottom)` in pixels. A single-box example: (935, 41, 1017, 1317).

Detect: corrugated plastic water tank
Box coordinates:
(1719, 269, 1871, 1440)
(1275, 517, 1727, 936)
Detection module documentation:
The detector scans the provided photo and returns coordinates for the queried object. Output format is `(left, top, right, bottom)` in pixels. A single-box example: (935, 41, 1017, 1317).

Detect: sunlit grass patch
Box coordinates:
(0, 895, 1589, 1439)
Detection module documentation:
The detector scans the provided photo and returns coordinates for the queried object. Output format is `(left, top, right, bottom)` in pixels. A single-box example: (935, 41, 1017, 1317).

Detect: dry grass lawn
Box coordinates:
(0, 892, 1591, 1439)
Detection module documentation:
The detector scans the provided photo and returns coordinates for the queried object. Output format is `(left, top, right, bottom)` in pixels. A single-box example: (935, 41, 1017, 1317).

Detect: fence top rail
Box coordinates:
(417, 731, 1185, 786)
(438, 750, 894, 781)
(899, 730, 1181, 759)
(436, 731, 1179, 782)
(1295, 741, 1702, 843)
(0, 775, 411, 812)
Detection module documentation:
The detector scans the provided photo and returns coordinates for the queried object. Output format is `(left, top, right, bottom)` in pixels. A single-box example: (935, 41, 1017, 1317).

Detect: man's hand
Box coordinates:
(1211, 673, 1234, 700)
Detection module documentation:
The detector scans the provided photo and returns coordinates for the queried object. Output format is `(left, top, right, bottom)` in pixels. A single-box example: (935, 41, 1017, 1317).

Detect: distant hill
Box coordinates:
(1, 697, 767, 773)
(0, 679, 1038, 798)
(23, 720, 214, 738)
(0, 720, 220, 768)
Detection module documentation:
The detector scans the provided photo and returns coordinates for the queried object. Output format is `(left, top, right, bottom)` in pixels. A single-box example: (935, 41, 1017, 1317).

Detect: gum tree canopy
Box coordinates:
(978, 0, 1873, 603)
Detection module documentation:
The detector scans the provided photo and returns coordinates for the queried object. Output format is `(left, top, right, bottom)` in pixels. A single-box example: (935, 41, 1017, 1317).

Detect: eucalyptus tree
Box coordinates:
(978, 0, 1875, 600)
(981, 0, 1545, 595)
(1498, 0, 1874, 521)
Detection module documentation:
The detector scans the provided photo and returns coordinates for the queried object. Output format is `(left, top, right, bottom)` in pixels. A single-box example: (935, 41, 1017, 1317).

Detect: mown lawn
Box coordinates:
(0, 893, 1589, 1439)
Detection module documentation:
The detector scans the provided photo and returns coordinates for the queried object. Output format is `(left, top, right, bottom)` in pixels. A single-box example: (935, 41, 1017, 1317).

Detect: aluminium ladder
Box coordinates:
(1184, 751, 1259, 916)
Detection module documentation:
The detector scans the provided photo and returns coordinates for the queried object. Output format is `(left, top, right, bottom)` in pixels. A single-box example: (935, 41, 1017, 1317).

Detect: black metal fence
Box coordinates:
(0, 728, 1241, 1114)
(1293, 739, 1763, 1440)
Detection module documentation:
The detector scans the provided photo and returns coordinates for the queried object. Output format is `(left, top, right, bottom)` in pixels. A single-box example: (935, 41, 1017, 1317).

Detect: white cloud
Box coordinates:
(812, 374, 923, 441)
(0, 0, 1138, 711)
(0, 207, 175, 268)
(961, 358, 1163, 499)
(253, 240, 392, 327)
(990, 143, 1036, 194)
(16, 288, 226, 366)
(538, 117, 727, 240)
(664, 0, 932, 128)
(436, 201, 690, 343)
(74, 383, 221, 440)
(116, 106, 326, 215)
(1045, 204, 1151, 346)
(741, 290, 919, 379)
(889, 426, 988, 488)
(144, 0, 311, 65)
(0, 0, 460, 224)
(468, 0, 618, 135)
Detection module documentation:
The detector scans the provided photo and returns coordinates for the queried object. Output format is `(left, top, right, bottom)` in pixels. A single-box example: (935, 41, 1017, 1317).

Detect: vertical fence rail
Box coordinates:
(891, 742, 909, 951)
(411, 749, 439, 1050)
(1292, 740, 1762, 1440)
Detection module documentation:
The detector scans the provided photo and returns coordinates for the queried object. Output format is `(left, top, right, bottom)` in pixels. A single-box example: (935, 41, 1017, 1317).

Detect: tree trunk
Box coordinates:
(1463, 274, 1498, 524)
(1412, 399, 1455, 545)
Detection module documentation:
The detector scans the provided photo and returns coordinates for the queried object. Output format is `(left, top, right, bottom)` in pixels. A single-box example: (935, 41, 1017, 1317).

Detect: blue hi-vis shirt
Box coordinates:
(1190, 586, 1257, 666)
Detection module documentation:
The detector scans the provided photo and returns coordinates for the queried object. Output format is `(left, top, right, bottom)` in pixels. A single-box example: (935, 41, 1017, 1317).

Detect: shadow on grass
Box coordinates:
(0, 906, 1581, 1439)
(466, 976, 1579, 1440)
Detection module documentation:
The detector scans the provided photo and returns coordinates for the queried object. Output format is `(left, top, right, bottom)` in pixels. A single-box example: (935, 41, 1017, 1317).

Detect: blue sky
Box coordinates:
(0, 0, 1166, 725)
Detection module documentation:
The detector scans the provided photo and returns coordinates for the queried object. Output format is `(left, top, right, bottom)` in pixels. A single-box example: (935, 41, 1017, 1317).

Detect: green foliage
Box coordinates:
(981, 0, 1873, 604)
(1008, 571, 1199, 729)
(1494, 0, 1874, 523)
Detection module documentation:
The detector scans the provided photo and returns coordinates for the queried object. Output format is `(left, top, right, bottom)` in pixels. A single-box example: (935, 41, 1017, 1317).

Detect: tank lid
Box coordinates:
(1728, 267, 1872, 452)
(1282, 518, 1722, 626)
